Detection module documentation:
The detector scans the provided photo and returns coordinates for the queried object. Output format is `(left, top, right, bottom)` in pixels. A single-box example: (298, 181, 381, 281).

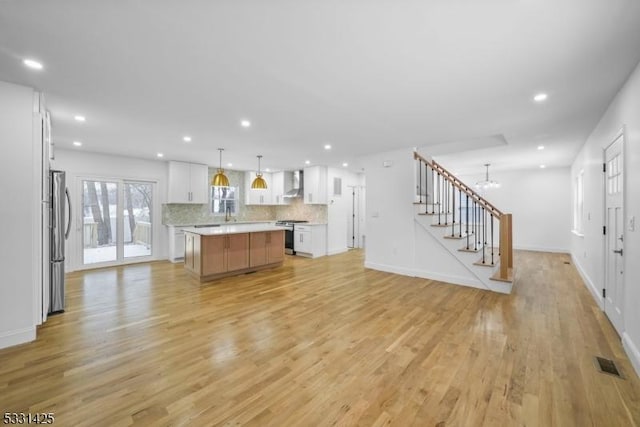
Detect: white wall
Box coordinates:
(0, 81, 37, 348)
(456, 167, 571, 252)
(571, 60, 640, 378)
(325, 167, 362, 255)
(52, 149, 169, 271)
(362, 148, 479, 286)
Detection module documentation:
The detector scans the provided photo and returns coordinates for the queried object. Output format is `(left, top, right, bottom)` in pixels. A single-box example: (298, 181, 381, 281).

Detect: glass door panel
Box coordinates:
(82, 180, 118, 264)
(124, 182, 153, 258)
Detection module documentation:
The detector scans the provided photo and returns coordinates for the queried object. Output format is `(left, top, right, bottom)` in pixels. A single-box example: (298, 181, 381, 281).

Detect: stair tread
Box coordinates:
(443, 233, 473, 240)
(458, 247, 481, 253)
(473, 258, 498, 267)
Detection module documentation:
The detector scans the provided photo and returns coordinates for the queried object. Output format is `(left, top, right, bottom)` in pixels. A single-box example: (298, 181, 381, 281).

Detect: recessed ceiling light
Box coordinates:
(227, 163, 233, 167)
(537, 145, 545, 150)
(183, 136, 192, 142)
(540, 164, 546, 169)
(74, 115, 86, 122)
(72, 141, 82, 147)
(533, 93, 548, 102)
(324, 144, 332, 150)
(305, 160, 311, 165)
(342, 162, 348, 167)
(23, 59, 43, 70)
(265, 168, 271, 172)
(157, 153, 164, 158)
(240, 120, 251, 128)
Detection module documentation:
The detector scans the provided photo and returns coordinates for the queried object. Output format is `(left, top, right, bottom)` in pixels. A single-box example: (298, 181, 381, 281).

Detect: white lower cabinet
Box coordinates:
(168, 226, 187, 262)
(293, 224, 327, 258)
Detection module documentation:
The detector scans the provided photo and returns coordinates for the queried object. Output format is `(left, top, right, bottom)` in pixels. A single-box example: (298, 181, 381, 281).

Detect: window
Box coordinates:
(211, 186, 238, 215)
(573, 170, 584, 234)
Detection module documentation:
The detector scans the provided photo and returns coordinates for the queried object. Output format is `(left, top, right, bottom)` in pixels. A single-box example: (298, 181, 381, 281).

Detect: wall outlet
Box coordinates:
(629, 216, 635, 232)
(371, 211, 379, 218)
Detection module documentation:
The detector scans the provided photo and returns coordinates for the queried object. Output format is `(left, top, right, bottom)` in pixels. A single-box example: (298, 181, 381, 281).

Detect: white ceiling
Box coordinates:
(1, 1, 640, 173)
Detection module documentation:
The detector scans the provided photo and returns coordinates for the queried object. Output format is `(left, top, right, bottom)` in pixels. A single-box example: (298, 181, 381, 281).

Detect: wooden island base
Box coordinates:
(187, 261, 283, 283)
(183, 228, 285, 283)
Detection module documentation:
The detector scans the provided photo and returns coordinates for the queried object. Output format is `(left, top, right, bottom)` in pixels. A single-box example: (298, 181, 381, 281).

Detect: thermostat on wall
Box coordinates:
(383, 160, 393, 168)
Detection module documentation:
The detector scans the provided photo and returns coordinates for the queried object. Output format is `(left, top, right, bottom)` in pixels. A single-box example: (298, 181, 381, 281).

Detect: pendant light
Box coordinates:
(251, 155, 268, 189)
(212, 148, 230, 187)
(475, 163, 500, 190)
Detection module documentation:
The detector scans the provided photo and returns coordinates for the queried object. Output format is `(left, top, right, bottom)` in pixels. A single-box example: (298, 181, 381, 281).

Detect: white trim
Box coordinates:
(514, 245, 569, 253)
(0, 327, 36, 349)
(622, 333, 640, 379)
(571, 230, 585, 237)
(327, 247, 348, 256)
(364, 261, 488, 291)
(572, 253, 603, 308)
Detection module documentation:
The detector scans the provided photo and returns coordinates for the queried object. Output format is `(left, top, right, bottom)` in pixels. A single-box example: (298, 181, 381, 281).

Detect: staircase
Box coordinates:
(413, 152, 513, 294)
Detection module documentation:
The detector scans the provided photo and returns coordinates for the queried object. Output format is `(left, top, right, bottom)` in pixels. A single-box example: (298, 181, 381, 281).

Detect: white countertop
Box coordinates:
(166, 220, 275, 227)
(183, 223, 287, 236)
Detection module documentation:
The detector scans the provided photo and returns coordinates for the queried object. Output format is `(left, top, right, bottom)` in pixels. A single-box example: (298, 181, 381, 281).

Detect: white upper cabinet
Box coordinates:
(271, 171, 292, 205)
(245, 171, 273, 205)
(168, 161, 208, 204)
(304, 166, 328, 204)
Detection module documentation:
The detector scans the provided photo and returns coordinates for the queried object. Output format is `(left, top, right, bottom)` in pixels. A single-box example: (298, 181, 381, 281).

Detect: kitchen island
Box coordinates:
(182, 223, 286, 282)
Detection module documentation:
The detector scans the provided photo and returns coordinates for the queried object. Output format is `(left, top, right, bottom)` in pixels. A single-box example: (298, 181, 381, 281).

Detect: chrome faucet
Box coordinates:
(225, 206, 232, 222)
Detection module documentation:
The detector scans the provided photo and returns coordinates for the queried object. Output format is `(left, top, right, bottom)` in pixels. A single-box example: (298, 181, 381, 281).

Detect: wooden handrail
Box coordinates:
(414, 151, 503, 218)
(414, 151, 513, 283)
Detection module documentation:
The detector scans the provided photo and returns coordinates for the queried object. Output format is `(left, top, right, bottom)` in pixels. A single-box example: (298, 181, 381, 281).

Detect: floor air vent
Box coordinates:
(563, 261, 571, 265)
(594, 356, 623, 379)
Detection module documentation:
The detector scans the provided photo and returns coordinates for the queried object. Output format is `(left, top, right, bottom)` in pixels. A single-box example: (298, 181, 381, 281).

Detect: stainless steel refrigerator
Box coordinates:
(49, 170, 71, 314)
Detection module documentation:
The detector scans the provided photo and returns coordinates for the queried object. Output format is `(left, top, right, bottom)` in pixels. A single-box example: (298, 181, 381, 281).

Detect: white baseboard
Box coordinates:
(571, 253, 602, 308)
(514, 245, 569, 253)
(622, 333, 640, 379)
(327, 247, 348, 256)
(0, 326, 36, 349)
(364, 261, 487, 291)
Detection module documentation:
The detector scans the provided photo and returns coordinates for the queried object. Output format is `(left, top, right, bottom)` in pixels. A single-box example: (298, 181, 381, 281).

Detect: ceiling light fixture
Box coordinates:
(212, 148, 230, 186)
(74, 115, 86, 122)
(251, 155, 268, 189)
(540, 164, 546, 169)
(265, 168, 271, 172)
(157, 153, 164, 158)
(342, 162, 348, 167)
(227, 163, 233, 167)
(324, 144, 332, 150)
(241, 120, 251, 128)
(305, 160, 311, 165)
(533, 93, 548, 102)
(23, 59, 43, 70)
(72, 141, 82, 147)
(475, 164, 500, 190)
(537, 145, 545, 150)
(183, 136, 192, 142)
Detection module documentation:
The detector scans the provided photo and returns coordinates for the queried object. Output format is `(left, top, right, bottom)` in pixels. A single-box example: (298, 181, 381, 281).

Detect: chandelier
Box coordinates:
(475, 163, 500, 190)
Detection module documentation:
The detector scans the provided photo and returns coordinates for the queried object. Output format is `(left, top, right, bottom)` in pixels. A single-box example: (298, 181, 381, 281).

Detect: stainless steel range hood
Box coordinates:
(282, 170, 303, 198)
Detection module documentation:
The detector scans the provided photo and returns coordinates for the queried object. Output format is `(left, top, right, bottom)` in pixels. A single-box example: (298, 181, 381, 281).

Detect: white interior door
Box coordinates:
(604, 133, 624, 335)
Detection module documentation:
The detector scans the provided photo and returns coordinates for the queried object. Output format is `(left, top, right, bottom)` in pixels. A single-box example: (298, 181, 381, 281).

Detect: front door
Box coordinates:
(604, 132, 625, 335)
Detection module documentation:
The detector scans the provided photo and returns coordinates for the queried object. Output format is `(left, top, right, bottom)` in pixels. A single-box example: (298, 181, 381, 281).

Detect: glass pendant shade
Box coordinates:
(212, 148, 229, 186)
(475, 164, 500, 190)
(251, 155, 268, 189)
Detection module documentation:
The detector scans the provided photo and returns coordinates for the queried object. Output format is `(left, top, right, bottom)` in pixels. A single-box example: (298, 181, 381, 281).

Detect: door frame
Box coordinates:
(601, 125, 626, 334)
(72, 174, 159, 271)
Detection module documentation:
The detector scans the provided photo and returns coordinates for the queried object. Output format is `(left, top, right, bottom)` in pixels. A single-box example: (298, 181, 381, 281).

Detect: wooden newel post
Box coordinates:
(499, 213, 513, 279)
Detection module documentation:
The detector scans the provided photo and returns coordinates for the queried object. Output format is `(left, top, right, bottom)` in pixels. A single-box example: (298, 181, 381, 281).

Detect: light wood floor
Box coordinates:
(1, 250, 639, 426)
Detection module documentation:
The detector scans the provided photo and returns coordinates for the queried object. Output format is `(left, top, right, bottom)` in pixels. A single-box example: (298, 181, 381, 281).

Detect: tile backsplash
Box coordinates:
(275, 198, 327, 223)
(162, 168, 327, 225)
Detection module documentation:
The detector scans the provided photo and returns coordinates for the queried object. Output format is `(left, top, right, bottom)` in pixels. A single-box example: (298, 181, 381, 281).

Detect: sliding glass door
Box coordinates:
(82, 179, 154, 266)
(124, 182, 152, 259)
